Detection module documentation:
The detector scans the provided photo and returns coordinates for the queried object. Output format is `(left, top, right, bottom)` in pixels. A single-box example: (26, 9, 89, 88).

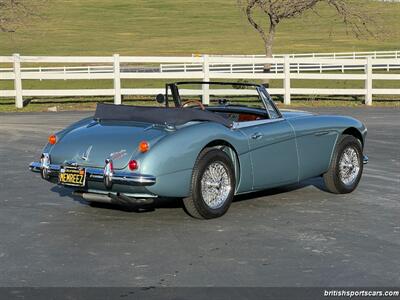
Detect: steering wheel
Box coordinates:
(182, 100, 205, 110)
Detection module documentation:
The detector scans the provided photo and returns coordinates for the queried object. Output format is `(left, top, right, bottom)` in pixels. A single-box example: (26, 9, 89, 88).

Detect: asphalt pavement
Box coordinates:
(0, 107, 399, 287)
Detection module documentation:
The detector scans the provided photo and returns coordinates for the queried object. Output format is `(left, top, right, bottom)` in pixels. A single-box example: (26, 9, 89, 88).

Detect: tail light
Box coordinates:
(128, 160, 138, 171)
(138, 141, 149, 153)
(48, 134, 57, 145)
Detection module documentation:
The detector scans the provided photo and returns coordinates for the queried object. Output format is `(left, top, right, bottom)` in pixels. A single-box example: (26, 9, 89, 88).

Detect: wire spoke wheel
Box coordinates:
(183, 148, 235, 219)
(338, 146, 360, 186)
(323, 135, 364, 194)
(200, 162, 231, 209)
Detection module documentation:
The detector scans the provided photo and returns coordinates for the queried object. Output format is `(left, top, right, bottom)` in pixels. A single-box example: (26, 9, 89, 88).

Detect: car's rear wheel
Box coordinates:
(183, 148, 235, 219)
(323, 134, 363, 194)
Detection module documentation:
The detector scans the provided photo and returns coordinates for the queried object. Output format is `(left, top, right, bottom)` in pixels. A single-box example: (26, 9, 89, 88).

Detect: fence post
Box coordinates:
(283, 55, 291, 105)
(202, 54, 210, 105)
(113, 54, 122, 105)
(13, 53, 23, 108)
(365, 56, 373, 106)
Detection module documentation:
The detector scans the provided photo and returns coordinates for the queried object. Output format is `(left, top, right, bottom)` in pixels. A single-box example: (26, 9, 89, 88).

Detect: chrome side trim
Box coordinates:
(232, 118, 284, 129)
(363, 155, 369, 165)
(29, 161, 156, 186)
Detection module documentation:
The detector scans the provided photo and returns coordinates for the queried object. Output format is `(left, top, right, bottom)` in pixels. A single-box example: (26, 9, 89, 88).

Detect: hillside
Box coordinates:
(0, 0, 399, 56)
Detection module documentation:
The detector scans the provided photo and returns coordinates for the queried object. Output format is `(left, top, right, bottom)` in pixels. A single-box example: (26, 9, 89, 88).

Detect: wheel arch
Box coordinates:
(326, 127, 365, 177)
(342, 127, 364, 147)
(201, 139, 241, 192)
(143, 121, 250, 197)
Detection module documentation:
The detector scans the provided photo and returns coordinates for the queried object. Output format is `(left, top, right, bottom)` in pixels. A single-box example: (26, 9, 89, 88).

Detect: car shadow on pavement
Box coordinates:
(50, 185, 182, 213)
(50, 176, 327, 213)
(87, 197, 183, 213)
(233, 176, 328, 203)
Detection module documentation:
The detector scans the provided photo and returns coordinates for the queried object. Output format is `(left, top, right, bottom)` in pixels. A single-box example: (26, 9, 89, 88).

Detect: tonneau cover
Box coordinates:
(94, 103, 233, 127)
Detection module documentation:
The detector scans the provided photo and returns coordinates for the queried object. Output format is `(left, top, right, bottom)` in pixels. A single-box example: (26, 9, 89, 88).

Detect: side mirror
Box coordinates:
(156, 94, 165, 104)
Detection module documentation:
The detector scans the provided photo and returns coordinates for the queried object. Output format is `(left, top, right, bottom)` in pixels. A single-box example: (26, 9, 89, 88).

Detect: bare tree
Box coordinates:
(238, 0, 376, 59)
(0, 0, 44, 32)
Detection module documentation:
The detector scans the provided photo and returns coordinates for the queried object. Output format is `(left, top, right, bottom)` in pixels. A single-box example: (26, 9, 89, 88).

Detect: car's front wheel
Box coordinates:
(323, 134, 364, 194)
(183, 148, 235, 219)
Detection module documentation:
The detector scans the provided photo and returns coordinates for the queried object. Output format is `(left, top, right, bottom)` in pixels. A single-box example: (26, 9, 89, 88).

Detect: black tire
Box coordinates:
(183, 148, 236, 219)
(323, 134, 364, 194)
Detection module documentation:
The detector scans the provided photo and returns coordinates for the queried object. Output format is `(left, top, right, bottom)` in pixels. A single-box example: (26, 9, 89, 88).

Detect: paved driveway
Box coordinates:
(0, 107, 398, 287)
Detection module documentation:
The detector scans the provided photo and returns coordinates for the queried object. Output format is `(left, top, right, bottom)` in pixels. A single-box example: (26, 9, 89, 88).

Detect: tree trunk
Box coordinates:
(262, 23, 276, 87)
(265, 23, 275, 58)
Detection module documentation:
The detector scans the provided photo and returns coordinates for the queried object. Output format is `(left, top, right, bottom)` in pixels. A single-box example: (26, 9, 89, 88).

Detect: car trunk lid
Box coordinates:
(49, 121, 167, 169)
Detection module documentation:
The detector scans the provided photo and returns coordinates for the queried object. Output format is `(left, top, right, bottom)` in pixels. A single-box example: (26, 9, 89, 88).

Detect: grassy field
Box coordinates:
(0, 95, 398, 113)
(0, 0, 399, 111)
(1, 0, 399, 56)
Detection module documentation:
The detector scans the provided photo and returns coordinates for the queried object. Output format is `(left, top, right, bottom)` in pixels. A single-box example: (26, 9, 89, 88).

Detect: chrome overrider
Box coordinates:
(29, 153, 156, 187)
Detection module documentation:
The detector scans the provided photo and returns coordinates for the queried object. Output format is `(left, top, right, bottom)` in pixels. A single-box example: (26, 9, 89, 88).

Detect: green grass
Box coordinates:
(0, 0, 399, 56)
(0, 96, 398, 113)
(0, 0, 399, 111)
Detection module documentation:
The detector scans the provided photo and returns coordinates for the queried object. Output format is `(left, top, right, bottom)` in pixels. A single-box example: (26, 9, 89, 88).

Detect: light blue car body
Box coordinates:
(37, 105, 367, 199)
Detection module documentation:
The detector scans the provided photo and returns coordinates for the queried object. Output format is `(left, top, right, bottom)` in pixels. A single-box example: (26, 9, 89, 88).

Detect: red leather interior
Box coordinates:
(237, 113, 260, 122)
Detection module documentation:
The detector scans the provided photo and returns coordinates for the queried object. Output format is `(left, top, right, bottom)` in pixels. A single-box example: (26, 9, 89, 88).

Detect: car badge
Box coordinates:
(81, 145, 92, 161)
(109, 149, 127, 161)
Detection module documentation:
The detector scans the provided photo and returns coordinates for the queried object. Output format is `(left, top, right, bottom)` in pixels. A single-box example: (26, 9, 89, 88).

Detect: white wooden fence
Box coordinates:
(208, 50, 400, 59)
(160, 60, 400, 74)
(0, 54, 399, 108)
(163, 50, 400, 73)
(2, 50, 399, 76)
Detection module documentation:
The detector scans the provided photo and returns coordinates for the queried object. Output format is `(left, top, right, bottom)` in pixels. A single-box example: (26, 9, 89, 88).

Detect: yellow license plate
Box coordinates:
(59, 167, 86, 187)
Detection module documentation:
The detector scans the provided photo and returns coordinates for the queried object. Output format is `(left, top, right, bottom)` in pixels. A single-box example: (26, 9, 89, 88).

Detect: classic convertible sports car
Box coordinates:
(29, 82, 368, 219)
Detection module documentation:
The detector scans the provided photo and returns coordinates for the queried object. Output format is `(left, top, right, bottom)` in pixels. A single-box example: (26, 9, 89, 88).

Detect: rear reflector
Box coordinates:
(128, 160, 138, 171)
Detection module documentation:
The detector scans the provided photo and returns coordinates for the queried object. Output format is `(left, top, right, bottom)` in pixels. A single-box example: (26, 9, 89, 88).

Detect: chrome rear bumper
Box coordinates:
(29, 161, 156, 186)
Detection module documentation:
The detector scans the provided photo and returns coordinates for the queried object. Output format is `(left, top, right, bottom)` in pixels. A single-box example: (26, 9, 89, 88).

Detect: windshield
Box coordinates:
(166, 82, 267, 110)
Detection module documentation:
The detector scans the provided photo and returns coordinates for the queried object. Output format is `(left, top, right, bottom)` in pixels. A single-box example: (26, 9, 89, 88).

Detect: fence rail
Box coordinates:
(0, 54, 399, 108)
(206, 50, 400, 59)
(2, 50, 400, 78)
(162, 50, 400, 73)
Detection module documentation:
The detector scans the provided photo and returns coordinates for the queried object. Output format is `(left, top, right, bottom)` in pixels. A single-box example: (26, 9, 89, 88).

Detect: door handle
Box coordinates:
(251, 132, 263, 140)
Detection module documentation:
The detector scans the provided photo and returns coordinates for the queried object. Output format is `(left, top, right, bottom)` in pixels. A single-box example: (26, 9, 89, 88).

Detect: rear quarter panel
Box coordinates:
(139, 122, 252, 197)
(43, 116, 94, 154)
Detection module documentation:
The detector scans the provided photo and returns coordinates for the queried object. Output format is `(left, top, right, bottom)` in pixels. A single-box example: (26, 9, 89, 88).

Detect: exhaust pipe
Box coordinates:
(74, 191, 154, 206)
(118, 193, 154, 205)
(75, 192, 113, 203)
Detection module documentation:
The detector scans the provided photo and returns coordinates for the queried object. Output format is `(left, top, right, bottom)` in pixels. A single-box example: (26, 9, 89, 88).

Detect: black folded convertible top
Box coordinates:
(94, 103, 233, 127)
